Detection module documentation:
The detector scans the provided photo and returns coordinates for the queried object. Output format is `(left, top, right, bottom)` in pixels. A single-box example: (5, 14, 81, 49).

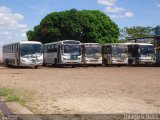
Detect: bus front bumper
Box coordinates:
(61, 60, 81, 64)
(20, 62, 43, 67)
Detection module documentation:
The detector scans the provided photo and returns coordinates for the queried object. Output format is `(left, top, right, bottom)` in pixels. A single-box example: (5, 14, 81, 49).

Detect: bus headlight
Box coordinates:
(37, 59, 43, 62)
(77, 56, 81, 60)
(21, 59, 27, 63)
(63, 57, 67, 60)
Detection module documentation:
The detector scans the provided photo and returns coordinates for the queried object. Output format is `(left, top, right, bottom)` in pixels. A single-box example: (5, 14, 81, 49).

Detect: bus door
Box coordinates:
(134, 45, 140, 64)
(128, 45, 139, 65)
(128, 45, 134, 65)
(57, 44, 61, 63)
(81, 44, 85, 63)
(16, 44, 20, 66)
(102, 45, 111, 64)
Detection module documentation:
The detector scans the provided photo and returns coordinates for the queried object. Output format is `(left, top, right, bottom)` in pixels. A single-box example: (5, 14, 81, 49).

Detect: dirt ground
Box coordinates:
(0, 65, 160, 114)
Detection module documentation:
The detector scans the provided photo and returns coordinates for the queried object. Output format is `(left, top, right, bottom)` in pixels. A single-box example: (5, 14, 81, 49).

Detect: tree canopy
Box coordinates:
(120, 26, 154, 40)
(27, 9, 120, 44)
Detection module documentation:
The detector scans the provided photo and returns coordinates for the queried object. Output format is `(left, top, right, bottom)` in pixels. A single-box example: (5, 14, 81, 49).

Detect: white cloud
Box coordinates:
(125, 12, 134, 18)
(97, 0, 116, 6)
(0, 31, 10, 36)
(105, 6, 125, 13)
(97, 0, 134, 19)
(110, 11, 134, 19)
(110, 14, 124, 19)
(0, 6, 11, 13)
(0, 6, 28, 44)
(20, 33, 27, 38)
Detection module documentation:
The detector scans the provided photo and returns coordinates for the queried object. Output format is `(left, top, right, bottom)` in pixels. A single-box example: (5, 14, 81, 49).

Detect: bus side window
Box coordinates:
(11, 45, 13, 53)
(50, 45, 54, 52)
(13, 45, 14, 53)
(43, 46, 46, 53)
(15, 44, 17, 52)
(47, 46, 50, 53)
(103, 46, 111, 54)
(9, 45, 11, 53)
(45, 46, 47, 53)
(54, 45, 57, 52)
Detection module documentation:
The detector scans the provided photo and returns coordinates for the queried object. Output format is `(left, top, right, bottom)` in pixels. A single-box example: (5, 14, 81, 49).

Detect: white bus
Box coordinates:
(128, 43, 155, 65)
(81, 43, 102, 65)
(102, 43, 128, 66)
(102, 43, 155, 66)
(3, 41, 43, 68)
(43, 40, 82, 66)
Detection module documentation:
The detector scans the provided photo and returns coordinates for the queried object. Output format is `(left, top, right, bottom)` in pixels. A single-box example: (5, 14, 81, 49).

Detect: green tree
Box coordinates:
(26, 30, 36, 41)
(120, 26, 154, 40)
(27, 9, 120, 44)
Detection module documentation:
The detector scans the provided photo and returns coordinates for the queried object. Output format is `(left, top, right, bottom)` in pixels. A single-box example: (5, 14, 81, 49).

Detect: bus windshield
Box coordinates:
(20, 44, 43, 58)
(86, 47, 101, 57)
(63, 44, 81, 55)
(112, 46, 128, 58)
(140, 45, 154, 56)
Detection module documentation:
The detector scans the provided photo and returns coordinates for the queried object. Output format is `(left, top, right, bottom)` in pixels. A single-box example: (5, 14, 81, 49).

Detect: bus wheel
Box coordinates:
(102, 59, 108, 67)
(128, 59, 133, 66)
(72, 65, 76, 68)
(43, 62, 46, 66)
(35, 66, 38, 69)
(54, 59, 57, 67)
(5, 59, 9, 67)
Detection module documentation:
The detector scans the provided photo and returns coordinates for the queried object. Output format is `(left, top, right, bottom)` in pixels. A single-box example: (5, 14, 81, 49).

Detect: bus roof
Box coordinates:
(44, 40, 80, 45)
(19, 41, 42, 44)
(128, 43, 153, 46)
(103, 43, 129, 46)
(81, 43, 100, 45)
(81, 43, 101, 46)
(3, 41, 42, 46)
(103, 43, 153, 46)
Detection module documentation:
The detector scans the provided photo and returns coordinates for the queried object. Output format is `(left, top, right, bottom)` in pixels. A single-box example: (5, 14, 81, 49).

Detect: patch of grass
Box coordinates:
(0, 88, 14, 96)
(0, 88, 26, 104)
(6, 94, 20, 102)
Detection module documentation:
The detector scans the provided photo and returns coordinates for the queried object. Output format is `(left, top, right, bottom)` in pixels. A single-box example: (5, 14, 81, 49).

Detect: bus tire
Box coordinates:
(35, 66, 38, 69)
(72, 65, 76, 68)
(43, 62, 46, 66)
(128, 59, 133, 66)
(5, 59, 9, 67)
(16, 59, 19, 67)
(53, 59, 57, 67)
(102, 59, 108, 67)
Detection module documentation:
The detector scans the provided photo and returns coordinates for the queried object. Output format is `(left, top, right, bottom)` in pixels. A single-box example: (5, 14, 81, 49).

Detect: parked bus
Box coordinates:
(102, 43, 128, 66)
(81, 43, 102, 65)
(3, 41, 43, 68)
(102, 43, 155, 66)
(43, 40, 82, 66)
(128, 43, 155, 65)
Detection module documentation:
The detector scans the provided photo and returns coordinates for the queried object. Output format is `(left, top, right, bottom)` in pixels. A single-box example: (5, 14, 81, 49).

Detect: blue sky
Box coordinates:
(0, 0, 160, 44)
